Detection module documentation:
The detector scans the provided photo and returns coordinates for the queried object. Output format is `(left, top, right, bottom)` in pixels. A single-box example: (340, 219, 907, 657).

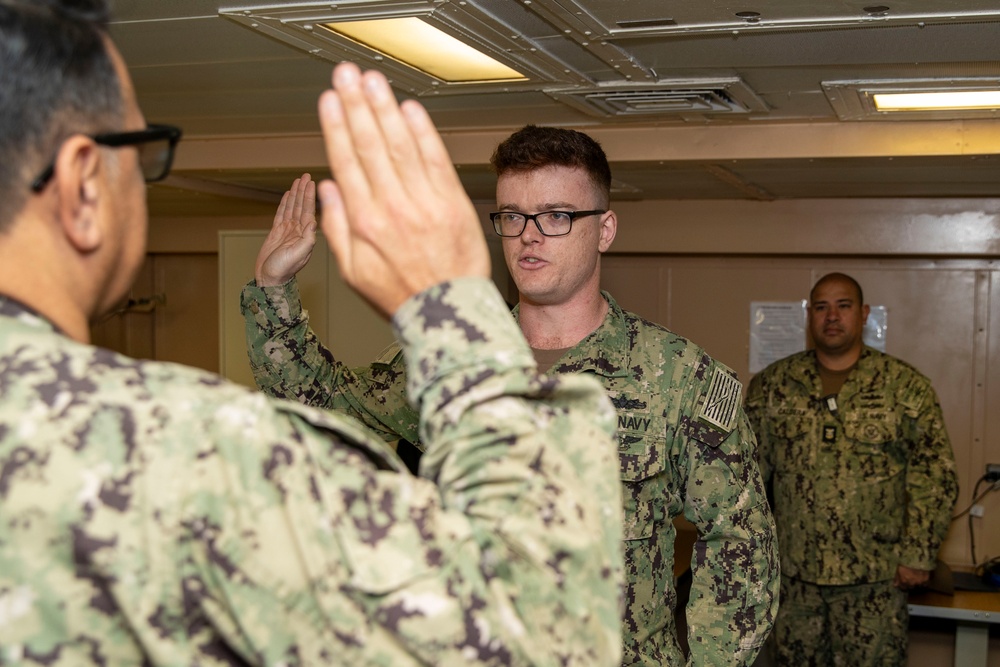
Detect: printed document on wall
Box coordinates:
(749, 301, 807, 374)
(749, 301, 888, 374)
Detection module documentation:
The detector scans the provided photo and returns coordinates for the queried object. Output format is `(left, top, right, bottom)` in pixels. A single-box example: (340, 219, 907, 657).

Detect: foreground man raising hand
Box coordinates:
(0, 1, 622, 664)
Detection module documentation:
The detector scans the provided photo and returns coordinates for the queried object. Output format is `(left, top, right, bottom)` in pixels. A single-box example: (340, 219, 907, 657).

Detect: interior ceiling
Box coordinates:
(108, 0, 1000, 217)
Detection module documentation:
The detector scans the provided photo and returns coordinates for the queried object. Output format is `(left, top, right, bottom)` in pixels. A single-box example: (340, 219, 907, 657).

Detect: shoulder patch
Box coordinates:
(373, 341, 404, 366)
(698, 366, 742, 432)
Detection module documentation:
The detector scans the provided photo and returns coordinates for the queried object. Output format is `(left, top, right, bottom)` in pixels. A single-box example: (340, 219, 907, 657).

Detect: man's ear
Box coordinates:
(53, 135, 104, 253)
(597, 209, 617, 253)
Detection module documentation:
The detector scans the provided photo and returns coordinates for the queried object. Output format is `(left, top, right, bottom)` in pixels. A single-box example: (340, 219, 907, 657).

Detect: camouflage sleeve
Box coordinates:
(680, 360, 780, 667)
(743, 372, 773, 485)
(240, 277, 419, 442)
(200, 277, 624, 665)
(899, 380, 958, 570)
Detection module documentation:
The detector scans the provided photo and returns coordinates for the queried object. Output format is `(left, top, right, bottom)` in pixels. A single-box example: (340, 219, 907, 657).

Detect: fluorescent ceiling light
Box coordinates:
(322, 17, 526, 83)
(873, 90, 1000, 111)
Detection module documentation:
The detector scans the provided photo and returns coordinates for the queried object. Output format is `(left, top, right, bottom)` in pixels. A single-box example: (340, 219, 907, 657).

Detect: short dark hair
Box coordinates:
(490, 125, 612, 208)
(811, 272, 864, 305)
(0, 0, 121, 227)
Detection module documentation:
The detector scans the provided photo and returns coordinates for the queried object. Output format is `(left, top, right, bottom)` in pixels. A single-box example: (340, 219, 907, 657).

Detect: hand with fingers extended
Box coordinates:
(255, 174, 318, 287)
(315, 62, 490, 319)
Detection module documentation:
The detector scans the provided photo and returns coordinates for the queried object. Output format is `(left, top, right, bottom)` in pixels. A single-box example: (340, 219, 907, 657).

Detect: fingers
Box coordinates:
(288, 173, 314, 229)
(400, 99, 464, 198)
(318, 179, 351, 278)
(255, 173, 320, 286)
(301, 177, 316, 229)
(273, 188, 291, 227)
(318, 66, 373, 224)
(317, 89, 359, 244)
(335, 65, 419, 200)
(273, 174, 310, 229)
(316, 61, 489, 317)
(357, 70, 432, 201)
(321, 64, 434, 222)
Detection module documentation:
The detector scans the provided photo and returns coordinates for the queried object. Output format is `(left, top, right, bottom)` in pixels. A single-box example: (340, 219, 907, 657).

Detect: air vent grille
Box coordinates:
(547, 78, 768, 118)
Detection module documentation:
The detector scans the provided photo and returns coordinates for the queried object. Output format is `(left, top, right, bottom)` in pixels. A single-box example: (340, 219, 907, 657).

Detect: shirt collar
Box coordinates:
(513, 290, 631, 378)
(0, 294, 61, 335)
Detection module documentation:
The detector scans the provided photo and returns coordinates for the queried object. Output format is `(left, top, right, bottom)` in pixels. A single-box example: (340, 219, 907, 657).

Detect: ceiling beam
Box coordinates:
(172, 118, 1000, 172)
(157, 174, 284, 203)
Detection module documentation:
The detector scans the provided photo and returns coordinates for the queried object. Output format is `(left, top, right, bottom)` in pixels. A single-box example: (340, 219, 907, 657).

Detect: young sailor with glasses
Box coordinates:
(242, 124, 780, 667)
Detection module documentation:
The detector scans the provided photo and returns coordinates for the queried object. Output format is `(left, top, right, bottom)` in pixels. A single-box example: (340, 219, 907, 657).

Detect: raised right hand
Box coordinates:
(315, 63, 490, 318)
(254, 173, 318, 287)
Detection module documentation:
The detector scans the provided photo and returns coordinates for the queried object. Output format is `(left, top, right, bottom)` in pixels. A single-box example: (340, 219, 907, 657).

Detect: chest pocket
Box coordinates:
(843, 410, 899, 454)
(615, 396, 668, 541)
(840, 409, 907, 487)
(770, 410, 817, 469)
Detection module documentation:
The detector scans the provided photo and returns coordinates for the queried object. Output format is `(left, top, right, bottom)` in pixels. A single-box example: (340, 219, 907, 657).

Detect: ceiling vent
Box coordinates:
(546, 78, 768, 119)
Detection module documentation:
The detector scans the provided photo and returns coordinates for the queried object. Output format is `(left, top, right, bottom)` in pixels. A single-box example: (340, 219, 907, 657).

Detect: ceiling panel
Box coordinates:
(98, 0, 1000, 216)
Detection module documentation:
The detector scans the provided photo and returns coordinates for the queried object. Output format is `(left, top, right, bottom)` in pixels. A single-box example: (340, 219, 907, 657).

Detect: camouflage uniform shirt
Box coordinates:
(745, 347, 958, 584)
(242, 280, 779, 667)
(0, 279, 624, 666)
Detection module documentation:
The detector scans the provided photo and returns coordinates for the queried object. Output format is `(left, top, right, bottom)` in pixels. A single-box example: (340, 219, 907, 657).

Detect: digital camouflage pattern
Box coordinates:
(243, 280, 779, 667)
(0, 278, 624, 666)
(745, 346, 958, 585)
(775, 577, 908, 667)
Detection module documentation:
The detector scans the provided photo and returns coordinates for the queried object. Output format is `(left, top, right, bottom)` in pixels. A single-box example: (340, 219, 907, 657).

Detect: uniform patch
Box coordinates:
(823, 425, 837, 442)
(698, 367, 741, 431)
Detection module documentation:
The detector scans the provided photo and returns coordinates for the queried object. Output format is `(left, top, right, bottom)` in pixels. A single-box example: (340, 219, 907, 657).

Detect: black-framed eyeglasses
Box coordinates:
(490, 209, 606, 237)
(30, 124, 183, 193)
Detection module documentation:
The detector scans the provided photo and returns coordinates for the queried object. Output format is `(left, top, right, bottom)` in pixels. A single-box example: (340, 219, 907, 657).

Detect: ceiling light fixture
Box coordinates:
(321, 18, 525, 83)
(823, 78, 1000, 120)
(220, 2, 569, 96)
(873, 90, 1000, 111)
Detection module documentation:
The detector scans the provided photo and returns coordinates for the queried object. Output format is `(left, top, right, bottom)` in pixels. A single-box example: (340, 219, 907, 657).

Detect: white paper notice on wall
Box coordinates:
(749, 301, 888, 373)
(863, 305, 887, 353)
(749, 301, 807, 374)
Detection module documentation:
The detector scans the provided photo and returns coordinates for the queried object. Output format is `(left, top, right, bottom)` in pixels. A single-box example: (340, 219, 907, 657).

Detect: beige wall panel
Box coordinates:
(665, 261, 816, 380)
(90, 260, 155, 360)
(149, 216, 273, 253)
(975, 269, 1000, 570)
(988, 271, 1000, 467)
(610, 199, 1000, 256)
(219, 232, 268, 387)
(153, 254, 219, 374)
(599, 256, 667, 330)
(324, 251, 396, 370)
